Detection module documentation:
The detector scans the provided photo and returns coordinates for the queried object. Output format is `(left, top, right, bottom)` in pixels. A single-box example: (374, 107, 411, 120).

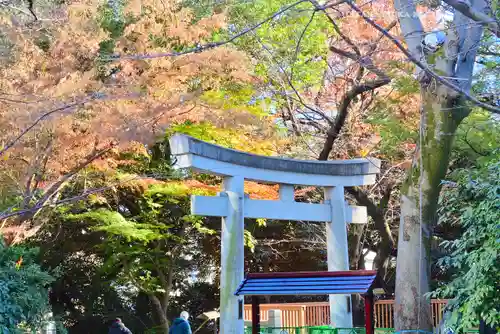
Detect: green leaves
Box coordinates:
(365, 105, 418, 159)
(434, 161, 500, 332)
(244, 229, 257, 252)
(182, 0, 331, 119)
(453, 110, 500, 166)
(392, 75, 420, 95)
(66, 209, 165, 242)
(98, 0, 127, 38)
(229, 0, 330, 90)
(201, 85, 271, 117)
(145, 181, 216, 198)
(0, 243, 55, 333)
(60, 171, 220, 309)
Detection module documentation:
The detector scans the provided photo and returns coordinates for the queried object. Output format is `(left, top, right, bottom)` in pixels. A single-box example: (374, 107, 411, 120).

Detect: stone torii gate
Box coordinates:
(169, 134, 380, 334)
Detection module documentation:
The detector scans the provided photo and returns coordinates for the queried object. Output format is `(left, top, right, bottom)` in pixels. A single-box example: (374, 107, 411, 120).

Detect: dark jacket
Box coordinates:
(169, 318, 192, 334)
(108, 321, 132, 334)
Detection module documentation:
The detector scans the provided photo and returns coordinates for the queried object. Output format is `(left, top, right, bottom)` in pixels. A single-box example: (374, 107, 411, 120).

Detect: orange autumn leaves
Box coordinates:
(111, 178, 279, 203)
(182, 179, 279, 200)
(0, 0, 268, 194)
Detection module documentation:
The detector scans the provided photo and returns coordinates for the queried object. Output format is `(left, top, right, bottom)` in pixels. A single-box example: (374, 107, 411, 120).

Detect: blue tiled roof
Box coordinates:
(235, 270, 377, 296)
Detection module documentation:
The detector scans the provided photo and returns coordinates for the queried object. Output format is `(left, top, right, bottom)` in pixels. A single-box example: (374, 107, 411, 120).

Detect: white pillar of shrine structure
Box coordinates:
(169, 134, 380, 334)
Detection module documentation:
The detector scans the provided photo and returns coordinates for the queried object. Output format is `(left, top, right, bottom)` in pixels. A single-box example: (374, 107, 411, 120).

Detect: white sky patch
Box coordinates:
(364, 249, 376, 270)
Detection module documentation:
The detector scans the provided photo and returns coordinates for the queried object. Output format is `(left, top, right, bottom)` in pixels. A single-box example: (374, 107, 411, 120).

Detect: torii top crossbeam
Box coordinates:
(169, 134, 380, 187)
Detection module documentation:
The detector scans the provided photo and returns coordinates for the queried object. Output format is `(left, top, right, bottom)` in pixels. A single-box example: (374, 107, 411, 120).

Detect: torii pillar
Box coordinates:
(169, 134, 380, 333)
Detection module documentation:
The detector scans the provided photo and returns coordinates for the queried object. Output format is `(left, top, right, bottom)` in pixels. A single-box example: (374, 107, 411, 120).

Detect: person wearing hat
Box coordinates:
(169, 311, 192, 334)
(108, 318, 132, 334)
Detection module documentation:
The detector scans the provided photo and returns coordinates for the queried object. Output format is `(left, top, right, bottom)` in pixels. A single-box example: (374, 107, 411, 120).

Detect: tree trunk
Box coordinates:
(348, 223, 366, 326)
(161, 265, 174, 318)
(394, 86, 467, 331)
(150, 295, 169, 334)
(372, 211, 394, 282)
(346, 186, 395, 281)
(372, 244, 391, 282)
(263, 255, 271, 304)
(348, 223, 365, 270)
(150, 254, 175, 334)
(351, 294, 365, 327)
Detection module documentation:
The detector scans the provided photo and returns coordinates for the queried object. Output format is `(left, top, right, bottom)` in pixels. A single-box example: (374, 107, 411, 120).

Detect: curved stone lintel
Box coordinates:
(169, 134, 380, 186)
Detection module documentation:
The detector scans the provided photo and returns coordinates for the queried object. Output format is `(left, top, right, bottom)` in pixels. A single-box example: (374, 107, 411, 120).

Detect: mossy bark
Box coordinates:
(394, 84, 467, 331)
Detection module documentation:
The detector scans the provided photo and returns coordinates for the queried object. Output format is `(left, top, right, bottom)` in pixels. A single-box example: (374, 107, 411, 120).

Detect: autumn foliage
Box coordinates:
(0, 0, 285, 241)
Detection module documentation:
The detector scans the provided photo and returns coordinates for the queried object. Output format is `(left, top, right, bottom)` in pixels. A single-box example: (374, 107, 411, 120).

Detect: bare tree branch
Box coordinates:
(0, 96, 97, 157)
(318, 19, 394, 161)
(298, 118, 327, 132)
(256, 35, 336, 126)
(22, 138, 54, 209)
(40, 146, 112, 198)
(318, 77, 390, 160)
(7, 144, 116, 230)
(329, 46, 390, 78)
(0, 173, 143, 223)
(463, 127, 489, 156)
(347, 0, 500, 114)
(0, 97, 32, 104)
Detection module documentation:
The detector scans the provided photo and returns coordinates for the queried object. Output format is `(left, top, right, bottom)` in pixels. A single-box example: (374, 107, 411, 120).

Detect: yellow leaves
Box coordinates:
(172, 120, 284, 157)
(39, 60, 49, 74)
(256, 218, 267, 227)
(357, 134, 382, 157)
(88, 193, 108, 205)
(0, 15, 12, 26)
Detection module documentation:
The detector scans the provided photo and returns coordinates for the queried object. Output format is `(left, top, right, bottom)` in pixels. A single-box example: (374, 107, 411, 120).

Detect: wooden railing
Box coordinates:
(244, 302, 330, 327)
(304, 302, 330, 326)
(245, 300, 448, 328)
(244, 303, 307, 327)
(374, 299, 448, 328)
(374, 300, 394, 328)
(431, 300, 448, 328)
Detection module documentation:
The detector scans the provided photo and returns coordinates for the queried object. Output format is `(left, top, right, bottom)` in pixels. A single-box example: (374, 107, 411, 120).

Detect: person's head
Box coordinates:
(114, 318, 122, 323)
(180, 311, 189, 321)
